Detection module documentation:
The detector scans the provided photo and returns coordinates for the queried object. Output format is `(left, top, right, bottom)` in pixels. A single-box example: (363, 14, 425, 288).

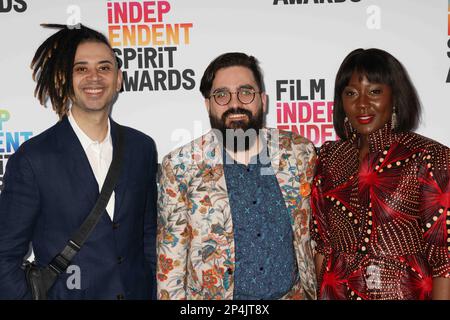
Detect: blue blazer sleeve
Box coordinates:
(0, 149, 40, 299)
(143, 138, 158, 299)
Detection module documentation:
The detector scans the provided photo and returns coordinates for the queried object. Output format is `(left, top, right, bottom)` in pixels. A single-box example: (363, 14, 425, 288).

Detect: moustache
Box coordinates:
(221, 108, 252, 122)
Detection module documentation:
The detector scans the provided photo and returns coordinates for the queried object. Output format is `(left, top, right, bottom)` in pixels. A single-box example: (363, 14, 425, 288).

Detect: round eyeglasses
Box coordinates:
(209, 88, 260, 106)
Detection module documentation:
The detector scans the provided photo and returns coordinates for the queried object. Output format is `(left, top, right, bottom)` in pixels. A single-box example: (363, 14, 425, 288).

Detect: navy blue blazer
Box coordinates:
(0, 116, 157, 299)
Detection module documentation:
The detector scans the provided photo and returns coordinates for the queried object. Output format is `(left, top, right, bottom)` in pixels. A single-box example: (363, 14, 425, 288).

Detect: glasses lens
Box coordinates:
(238, 89, 255, 104)
(214, 91, 231, 105)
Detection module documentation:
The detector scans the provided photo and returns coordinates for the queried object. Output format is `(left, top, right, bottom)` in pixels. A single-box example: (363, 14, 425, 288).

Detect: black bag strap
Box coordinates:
(46, 124, 125, 276)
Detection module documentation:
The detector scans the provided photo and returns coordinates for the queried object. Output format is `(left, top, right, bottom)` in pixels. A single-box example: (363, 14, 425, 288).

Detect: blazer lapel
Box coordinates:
(266, 128, 282, 177)
(267, 128, 299, 217)
(109, 120, 128, 222)
(199, 131, 235, 299)
(56, 116, 99, 210)
(203, 131, 231, 233)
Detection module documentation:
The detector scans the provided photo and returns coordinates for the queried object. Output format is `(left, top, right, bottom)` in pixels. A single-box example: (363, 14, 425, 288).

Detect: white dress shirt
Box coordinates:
(68, 111, 115, 221)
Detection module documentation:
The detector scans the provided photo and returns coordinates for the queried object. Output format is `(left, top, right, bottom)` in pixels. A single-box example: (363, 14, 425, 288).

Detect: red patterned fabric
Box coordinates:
(311, 123, 450, 300)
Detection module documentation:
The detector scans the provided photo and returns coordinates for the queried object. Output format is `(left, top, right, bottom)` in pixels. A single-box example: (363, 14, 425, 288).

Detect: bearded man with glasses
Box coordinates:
(157, 52, 317, 300)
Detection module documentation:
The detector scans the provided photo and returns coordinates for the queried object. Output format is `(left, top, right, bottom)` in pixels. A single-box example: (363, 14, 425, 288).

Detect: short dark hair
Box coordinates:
(333, 48, 422, 140)
(31, 24, 120, 119)
(199, 52, 265, 98)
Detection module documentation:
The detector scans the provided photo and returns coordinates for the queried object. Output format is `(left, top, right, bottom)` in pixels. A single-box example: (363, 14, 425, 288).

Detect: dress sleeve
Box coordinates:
(310, 142, 332, 256)
(419, 144, 450, 278)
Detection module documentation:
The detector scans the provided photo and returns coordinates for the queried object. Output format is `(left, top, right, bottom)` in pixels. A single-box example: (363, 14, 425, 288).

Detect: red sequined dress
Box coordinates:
(311, 123, 450, 300)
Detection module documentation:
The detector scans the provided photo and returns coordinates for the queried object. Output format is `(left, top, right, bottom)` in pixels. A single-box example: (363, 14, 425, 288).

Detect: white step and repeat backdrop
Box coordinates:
(0, 0, 449, 190)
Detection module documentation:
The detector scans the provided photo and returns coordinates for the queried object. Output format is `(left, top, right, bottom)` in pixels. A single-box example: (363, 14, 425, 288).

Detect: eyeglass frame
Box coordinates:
(208, 87, 262, 106)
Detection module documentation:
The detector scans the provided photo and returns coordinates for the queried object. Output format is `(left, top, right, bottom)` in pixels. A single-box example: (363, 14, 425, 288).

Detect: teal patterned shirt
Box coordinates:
(223, 147, 298, 300)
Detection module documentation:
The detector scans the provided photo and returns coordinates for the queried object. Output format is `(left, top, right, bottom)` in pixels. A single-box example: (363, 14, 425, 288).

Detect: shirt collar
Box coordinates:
(68, 109, 112, 152)
(222, 136, 270, 166)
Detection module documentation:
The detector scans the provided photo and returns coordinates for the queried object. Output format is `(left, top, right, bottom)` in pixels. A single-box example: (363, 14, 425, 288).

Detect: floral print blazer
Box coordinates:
(157, 128, 317, 300)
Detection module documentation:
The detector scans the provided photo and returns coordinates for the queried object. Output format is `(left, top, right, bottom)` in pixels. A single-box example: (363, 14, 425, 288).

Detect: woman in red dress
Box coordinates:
(311, 48, 450, 300)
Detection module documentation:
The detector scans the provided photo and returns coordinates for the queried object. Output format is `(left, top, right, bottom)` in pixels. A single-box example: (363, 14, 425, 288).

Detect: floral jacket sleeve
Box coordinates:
(157, 155, 190, 299)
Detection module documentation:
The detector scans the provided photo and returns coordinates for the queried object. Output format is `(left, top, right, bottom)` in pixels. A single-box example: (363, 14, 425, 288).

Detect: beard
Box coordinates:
(209, 106, 264, 153)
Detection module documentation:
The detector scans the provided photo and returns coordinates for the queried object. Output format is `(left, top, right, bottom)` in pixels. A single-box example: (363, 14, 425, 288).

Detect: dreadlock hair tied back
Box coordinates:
(31, 24, 117, 119)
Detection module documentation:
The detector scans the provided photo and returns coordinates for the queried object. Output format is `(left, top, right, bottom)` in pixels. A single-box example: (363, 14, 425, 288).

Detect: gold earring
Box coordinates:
(344, 116, 353, 139)
(391, 106, 397, 130)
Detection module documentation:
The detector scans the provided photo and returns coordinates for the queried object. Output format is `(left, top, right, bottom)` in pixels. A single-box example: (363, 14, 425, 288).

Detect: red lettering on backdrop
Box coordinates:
(276, 101, 335, 145)
(108, 1, 171, 24)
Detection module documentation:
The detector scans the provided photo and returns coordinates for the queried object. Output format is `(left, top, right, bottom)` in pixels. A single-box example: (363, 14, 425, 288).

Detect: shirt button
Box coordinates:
(117, 256, 124, 264)
(253, 200, 257, 204)
(113, 223, 120, 229)
(117, 294, 125, 300)
(257, 233, 261, 237)
(259, 267, 264, 271)
(227, 268, 233, 275)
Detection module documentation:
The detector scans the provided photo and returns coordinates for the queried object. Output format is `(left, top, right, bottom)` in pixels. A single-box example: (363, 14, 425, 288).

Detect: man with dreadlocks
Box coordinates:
(0, 24, 158, 299)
